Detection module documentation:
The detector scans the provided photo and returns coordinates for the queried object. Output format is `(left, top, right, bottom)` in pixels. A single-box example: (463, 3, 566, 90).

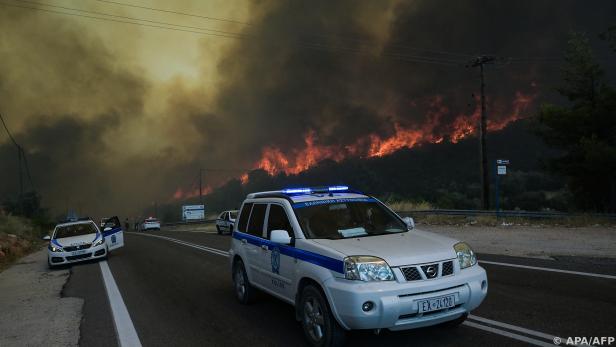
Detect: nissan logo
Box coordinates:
(425, 266, 437, 278)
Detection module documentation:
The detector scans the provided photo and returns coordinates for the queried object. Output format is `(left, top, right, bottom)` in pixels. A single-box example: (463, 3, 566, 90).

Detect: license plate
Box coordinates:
(418, 294, 456, 313)
(71, 250, 86, 256)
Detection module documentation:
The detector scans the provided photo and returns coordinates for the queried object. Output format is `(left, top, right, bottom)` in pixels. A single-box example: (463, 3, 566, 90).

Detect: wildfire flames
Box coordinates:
(174, 91, 535, 197)
(254, 91, 535, 176)
(172, 186, 212, 200)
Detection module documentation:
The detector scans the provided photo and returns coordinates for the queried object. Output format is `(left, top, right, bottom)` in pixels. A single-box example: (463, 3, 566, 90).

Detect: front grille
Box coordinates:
(421, 264, 439, 279)
(94, 249, 106, 256)
(401, 266, 422, 281)
(442, 261, 454, 276)
(66, 253, 92, 261)
(63, 243, 92, 252)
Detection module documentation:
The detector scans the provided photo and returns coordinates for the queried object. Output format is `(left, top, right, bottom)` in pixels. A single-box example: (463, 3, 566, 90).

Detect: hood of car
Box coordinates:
(312, 229, 458, 267)
(54, 233, 97, 247)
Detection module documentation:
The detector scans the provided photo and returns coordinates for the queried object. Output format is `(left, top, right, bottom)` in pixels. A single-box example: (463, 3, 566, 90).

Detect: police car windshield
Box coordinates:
(294, 199, 407, 239)
(54, 223, 97, 239)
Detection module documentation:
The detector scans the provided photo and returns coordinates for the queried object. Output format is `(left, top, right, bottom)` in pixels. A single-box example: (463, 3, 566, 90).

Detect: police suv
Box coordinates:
(45, 216, 124, 268)
(229, 186, 487, 346)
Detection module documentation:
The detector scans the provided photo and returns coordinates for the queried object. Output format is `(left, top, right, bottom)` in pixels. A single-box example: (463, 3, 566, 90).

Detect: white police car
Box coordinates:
(229, 186, 487, 346)
(44, 217, 124, 268)
(141, 217, 161, 231)
(216, 210, 238, 234)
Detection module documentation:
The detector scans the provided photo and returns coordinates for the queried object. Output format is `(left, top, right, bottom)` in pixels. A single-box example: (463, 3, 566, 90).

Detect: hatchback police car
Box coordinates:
(216, 210, 238, 234)
(45, 217, 124, 268)
(229, 186, 487, 346)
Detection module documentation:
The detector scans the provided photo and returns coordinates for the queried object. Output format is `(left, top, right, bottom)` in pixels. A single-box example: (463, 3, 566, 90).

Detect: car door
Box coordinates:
(102, 216, 124, 251)
(236, 203, 268, 288)
(262, 203, 296, 300)
(226, 212, 234, 232)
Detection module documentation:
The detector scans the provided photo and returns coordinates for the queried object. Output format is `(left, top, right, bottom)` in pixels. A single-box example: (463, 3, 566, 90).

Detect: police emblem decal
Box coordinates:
(271, 247, 281, 274)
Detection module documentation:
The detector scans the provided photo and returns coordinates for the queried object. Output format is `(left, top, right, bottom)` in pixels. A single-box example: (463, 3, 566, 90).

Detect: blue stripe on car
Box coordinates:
(103, 227, 122, 237)
(292, 197, 376, 209)
(233, 231, 344, 274)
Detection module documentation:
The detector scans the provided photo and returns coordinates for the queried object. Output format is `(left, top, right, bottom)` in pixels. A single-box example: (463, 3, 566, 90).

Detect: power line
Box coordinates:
(92, 0, 250, 26)
(0, 111, 19, 148)
(13, 0, 248, 38)
(3, 1, 246, 39)
(1, 1, 470, 67)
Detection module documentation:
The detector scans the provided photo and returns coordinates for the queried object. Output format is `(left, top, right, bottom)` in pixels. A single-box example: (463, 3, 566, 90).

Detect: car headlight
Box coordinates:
(454, 242, 477, 269)
(92, 238, 104, 247)
(48, 244, 64, 252)
(344, 256, 395, 281)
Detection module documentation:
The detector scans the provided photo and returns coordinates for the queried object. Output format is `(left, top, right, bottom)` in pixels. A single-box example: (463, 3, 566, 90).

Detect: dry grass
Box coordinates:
(409, 214, 616, 227)
(387, 200, 434, 212)
(0, 215, 45, 271)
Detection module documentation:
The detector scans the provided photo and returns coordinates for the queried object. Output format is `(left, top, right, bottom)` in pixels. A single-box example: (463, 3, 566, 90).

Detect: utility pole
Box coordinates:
(199, 168, 203, 205)
(17, 146, 24, 213)
(469, 55, 496, 210)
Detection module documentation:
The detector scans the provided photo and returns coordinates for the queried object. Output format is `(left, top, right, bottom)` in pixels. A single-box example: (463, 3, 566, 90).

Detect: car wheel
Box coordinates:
(233, 259, 255, 304)
(47, 258, 56, 270)
(440, 313, 468, 328)
(216, 225, 222, 235)
(300, 285, 346, 347)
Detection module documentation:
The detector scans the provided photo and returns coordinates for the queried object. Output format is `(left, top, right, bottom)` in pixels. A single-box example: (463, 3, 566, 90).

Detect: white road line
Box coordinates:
(463, 321, 556, 347)
(479, 260, 616, 280)
(99, 261, 142, 347)
(129, 233, 229, 257)
(469, 315, 560, 341)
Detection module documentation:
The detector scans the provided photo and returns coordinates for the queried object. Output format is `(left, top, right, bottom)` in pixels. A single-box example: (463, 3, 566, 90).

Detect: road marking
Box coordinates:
(129, 233, 594, 346)
(463, 321, 556, 347)
(99, 260, 142, 347)
(469, 315, 560, 341)
(479, 260, 616, 280)
(129, 233, 229, 257)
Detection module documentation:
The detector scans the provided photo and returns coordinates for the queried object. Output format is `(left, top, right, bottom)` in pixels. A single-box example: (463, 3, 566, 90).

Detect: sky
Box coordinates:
(0, 0, 615, 218)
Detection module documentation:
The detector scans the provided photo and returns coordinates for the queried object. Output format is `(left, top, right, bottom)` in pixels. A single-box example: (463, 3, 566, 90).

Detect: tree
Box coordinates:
(535, 32, 616, 212)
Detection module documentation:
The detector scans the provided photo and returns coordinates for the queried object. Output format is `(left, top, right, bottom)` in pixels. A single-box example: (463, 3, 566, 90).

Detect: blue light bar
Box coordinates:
(281, 185, 350, 194)
(328, 185, 349, 191)
(282, 188, 312, 194)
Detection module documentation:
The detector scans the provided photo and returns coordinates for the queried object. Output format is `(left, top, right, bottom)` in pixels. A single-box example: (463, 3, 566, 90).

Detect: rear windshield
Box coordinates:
(55, 223, 98, 239)
(294, 199, 407, 239)
(146, 219, 159, 222)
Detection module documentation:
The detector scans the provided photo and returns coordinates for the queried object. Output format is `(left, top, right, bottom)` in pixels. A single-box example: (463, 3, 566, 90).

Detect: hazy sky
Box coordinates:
(0, 0, 614, 218)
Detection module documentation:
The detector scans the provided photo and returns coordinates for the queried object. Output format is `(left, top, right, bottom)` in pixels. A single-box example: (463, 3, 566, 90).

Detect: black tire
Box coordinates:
(440, 313, 468, 328)
(232, 259, 256, 304)
(216, 225, 222, 235)
(299, 285, 346, 347)
(228, 224, 234, 234)
(47, 259, 56, 270)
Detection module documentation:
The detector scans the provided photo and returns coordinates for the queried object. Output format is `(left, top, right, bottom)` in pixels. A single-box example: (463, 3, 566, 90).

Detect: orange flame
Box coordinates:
(172, 186, 212, 201)
(248, 91, 536, 176)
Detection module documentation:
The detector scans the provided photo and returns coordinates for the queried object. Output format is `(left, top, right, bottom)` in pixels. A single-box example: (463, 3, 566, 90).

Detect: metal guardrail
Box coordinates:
(398, 209, 616, 220)
(162, 219, 216, 227)
(159, 209, 616, 226)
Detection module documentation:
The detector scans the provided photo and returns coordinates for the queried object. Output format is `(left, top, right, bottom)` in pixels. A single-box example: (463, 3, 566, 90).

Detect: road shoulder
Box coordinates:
(0, 249, 83, 347)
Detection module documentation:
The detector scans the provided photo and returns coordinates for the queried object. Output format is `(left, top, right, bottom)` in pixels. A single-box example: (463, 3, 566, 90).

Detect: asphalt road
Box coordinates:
(62, 227, 616, 347)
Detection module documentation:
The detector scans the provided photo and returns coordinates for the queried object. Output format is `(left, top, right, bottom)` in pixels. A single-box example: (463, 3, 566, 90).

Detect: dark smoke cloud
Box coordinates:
(1, 0, 614, 217)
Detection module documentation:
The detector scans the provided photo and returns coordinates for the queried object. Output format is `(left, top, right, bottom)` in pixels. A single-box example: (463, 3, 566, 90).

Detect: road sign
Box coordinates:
(497, 165, 507, 175)
(496, 159, 510, 165)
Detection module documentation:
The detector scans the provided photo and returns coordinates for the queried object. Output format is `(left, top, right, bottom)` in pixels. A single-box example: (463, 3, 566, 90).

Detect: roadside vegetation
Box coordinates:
(0, 214, 47, 271)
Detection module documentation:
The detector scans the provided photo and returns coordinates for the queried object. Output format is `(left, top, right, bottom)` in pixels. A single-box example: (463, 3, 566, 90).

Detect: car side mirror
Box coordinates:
(42, 235, 51, 241)
(270, 230, 292, 245)
(403, 217, 415, 230)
